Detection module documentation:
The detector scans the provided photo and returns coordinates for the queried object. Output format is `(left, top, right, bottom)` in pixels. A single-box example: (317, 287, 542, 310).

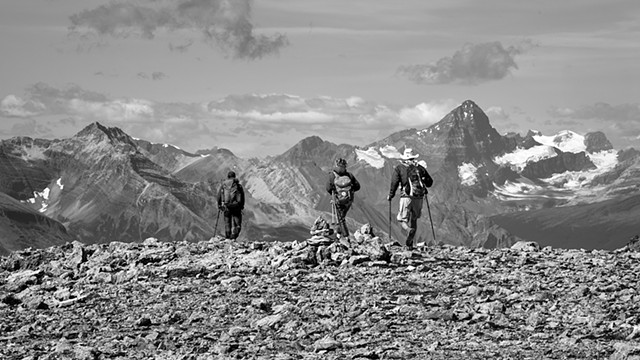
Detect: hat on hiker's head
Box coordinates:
(227, 171, 236, 179)
(335, 158, 347, 167)
(400, 148, 419, 160)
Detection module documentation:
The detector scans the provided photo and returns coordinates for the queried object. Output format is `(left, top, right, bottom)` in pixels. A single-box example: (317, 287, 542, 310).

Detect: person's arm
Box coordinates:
(420, 166, 434, 188)
(326, 172, 335, 194)
(388, 166, 400, 199)
(350, 173, 361, 192)
(239, 184, 245, 210)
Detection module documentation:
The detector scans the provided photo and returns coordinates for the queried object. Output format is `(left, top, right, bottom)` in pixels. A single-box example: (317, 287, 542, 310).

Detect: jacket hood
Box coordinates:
(333, 165, 347, 176)
(224, 178, 240, 185)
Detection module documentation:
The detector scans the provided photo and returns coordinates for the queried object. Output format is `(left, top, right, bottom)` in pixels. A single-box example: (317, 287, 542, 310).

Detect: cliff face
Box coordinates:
(520, 150, 596, 179)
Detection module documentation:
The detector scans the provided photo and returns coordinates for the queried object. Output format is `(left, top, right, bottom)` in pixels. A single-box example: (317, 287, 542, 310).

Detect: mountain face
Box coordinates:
(0, 192, 73, 256)
(2, 100, 639, 253)
(0, 123, 219, 245)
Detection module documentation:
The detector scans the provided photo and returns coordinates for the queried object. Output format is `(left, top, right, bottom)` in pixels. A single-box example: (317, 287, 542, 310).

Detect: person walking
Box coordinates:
(217, 171, 245, 240)
(326, 158, 361, 239)
(387, 148, 433, 249)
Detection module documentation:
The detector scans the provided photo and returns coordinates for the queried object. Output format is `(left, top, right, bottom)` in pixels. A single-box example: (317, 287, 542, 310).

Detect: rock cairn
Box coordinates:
(2, 228, 640, 359)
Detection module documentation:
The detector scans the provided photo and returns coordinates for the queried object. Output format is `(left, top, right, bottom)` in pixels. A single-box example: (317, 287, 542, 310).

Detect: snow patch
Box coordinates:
(162, 143, 182, 150)
(458, 163, 478, 186)
(379, 145, 402, 159)
(588, 150, 618, 170)
(493, 180, 573, 201)
(533, 130, 586, 153)
(538, 150, 618, 190)
(23, 178, 65, 213)
(493, 145, 557, 172)
(355, 148, 385, 169)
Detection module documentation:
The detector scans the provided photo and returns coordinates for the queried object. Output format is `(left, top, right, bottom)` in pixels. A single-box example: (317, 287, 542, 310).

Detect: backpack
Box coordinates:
(333, 171, 353, 205)
(406, 164, 426, 197)
(221, 180, 242, 209)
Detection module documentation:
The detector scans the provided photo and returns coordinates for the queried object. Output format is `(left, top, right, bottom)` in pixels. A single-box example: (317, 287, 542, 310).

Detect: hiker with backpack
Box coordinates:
(217, 171, 245, 240)
(387, 148, 433, 249)
(326, 158, 361, 239)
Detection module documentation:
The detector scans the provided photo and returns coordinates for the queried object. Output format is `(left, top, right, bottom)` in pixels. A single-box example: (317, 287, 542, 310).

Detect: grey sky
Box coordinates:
(1, 0, 639, 157)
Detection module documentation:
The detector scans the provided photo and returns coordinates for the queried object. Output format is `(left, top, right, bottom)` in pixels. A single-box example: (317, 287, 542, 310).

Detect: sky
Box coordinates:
(1, 0, 639, 158)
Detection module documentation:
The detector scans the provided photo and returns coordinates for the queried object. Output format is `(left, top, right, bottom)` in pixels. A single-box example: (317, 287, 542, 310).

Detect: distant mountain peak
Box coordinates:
(75, 122, 135, 147)
(195, 147, 236, 157)
(426, 100, 505, 164)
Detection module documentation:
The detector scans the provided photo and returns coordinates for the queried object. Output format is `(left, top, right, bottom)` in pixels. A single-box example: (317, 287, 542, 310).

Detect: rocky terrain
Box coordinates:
(2, 227, 640, 359)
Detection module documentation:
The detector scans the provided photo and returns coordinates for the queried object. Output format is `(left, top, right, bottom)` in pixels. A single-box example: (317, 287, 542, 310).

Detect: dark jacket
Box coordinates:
(326, 165, 361, 196)
(389, 161, 433, 198)
(217, 178, 245, 210)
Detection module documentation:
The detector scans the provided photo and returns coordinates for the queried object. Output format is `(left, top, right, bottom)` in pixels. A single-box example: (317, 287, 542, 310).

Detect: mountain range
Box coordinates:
(1, 100, 639, 255)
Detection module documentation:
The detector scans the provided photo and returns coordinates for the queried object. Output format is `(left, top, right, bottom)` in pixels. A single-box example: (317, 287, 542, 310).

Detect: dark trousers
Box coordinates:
(223, 209, 242, 239)
(335, 203, 351, 237)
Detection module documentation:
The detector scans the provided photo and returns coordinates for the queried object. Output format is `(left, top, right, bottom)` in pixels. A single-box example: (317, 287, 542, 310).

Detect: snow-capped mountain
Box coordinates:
(1, 100, 639, 252)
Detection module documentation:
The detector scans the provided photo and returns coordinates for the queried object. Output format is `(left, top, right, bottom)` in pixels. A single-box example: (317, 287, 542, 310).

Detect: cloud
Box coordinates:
(137, 72, 167, 81)
(69, 0, 289, 60)
(397, 40, 536, 85)
(207, 94, 456, 132)
(1, 84, 463, 157)
(548, 103, 640, 123)
(0, 95, 45, 117)
(169, 40, 194, 53)
(548, 102, 640, 145)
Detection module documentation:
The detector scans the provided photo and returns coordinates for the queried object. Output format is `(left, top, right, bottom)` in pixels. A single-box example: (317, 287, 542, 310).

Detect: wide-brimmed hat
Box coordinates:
(400, 148, 419, 160)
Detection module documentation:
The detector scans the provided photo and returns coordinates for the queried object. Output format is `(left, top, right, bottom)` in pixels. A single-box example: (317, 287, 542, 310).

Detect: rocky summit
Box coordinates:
(2, 228, 640, 359)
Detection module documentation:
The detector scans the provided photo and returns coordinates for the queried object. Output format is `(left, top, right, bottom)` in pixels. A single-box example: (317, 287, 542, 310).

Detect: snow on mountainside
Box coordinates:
(489, 128, 619, 205)
(532, 130, 586, 153)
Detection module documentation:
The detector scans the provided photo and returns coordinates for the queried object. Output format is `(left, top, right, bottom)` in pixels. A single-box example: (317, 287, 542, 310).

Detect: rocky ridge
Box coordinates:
(2, 229, 640, 359)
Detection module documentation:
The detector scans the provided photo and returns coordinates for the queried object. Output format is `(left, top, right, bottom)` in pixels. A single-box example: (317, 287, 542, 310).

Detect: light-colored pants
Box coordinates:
(397, 196, 423, 246)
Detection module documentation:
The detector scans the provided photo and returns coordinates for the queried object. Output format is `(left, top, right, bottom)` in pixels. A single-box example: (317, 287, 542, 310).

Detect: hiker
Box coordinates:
(217, 171, 245, 240)
(387, 148, 433, 249)
(326, 158, 361, 238)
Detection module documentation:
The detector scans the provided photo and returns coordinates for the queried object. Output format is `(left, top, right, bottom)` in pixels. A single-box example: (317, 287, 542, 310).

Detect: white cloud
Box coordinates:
(486, 106, 508, 119)
(397, 40, 536, 85)
(0, 95, 45, 117)
(397, 101, 457, 127)
(1, 83, 463, 157)
(68, 98, 155, 122)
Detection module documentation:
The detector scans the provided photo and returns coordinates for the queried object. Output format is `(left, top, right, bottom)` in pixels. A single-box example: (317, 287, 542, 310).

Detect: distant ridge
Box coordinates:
(1, 100, 639, 252)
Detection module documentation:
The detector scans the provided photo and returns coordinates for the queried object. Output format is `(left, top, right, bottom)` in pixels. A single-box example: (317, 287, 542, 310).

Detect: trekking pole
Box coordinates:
(214, 207, 221, 237)
(330, 195, 337, 226)
(424, 195, 436, 245)
(388, 198, 392, 243)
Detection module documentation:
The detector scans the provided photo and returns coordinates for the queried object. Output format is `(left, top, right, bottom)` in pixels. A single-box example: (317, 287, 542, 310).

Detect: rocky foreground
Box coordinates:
(2, 228, 640, 359)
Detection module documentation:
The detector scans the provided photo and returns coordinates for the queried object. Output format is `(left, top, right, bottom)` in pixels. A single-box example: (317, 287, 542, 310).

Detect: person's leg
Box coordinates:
(405, 210, 417, 248)
(405, 198, 424, 248)
(223, 212, 232, 239)
(337, 203, 351, 237)
(397, 197, 413, 247)
(231, 210, 242, 239)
